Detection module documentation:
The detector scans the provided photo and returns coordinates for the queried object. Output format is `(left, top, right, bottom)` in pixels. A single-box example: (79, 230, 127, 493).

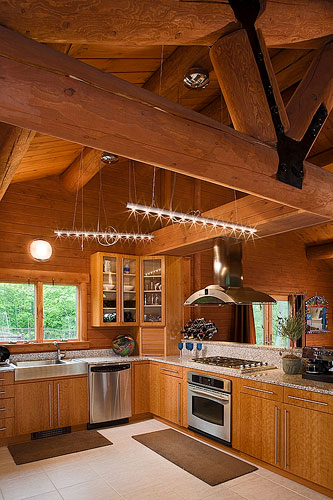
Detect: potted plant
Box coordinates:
(278, 310, 304, 374)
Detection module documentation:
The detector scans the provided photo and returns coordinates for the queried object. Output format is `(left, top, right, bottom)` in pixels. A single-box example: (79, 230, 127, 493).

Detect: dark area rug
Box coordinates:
(132, 428, 257, 486)
(8, 430, 112, 465)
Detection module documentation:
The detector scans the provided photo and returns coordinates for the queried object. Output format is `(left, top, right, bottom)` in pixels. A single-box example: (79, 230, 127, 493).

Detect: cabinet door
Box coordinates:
(141, 257, 165, 326)
(121, 256, 139, 325)
(15, 381, 53, 435)
(240, 393, 282, 467)
(150, 362, 160, 416)
(159, 373, 182, 425)
(54, 377, 88, 428)
(284, 404, 333, 489)
(132, 362, 150, 415)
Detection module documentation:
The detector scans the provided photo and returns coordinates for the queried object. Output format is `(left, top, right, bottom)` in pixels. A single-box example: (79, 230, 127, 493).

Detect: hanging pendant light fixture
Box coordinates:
(126, 202, 257, 236)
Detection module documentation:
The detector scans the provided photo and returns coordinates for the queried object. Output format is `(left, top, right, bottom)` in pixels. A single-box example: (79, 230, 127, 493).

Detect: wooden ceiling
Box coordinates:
(11, 42, 332, 183)
(0, 1, 332, 255)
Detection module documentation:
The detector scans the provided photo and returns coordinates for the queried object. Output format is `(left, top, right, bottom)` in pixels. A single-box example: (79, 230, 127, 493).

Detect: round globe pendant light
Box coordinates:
(29, 240, 53, 261)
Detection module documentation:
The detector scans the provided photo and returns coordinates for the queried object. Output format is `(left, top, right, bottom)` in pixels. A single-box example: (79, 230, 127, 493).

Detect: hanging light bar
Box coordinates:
(54, 230, 154, 241)
(126, 203, 257, 235)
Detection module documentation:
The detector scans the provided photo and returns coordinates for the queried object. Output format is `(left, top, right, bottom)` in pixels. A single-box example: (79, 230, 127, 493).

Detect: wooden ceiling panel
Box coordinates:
(12, 134, 82, 183)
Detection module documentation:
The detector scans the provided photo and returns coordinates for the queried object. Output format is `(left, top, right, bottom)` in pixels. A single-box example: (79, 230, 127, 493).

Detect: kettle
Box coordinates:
(0, 346, 10, 363)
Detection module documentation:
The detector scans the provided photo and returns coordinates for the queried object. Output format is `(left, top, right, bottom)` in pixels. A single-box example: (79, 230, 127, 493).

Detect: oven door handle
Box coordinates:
(189, 387, 230, 403)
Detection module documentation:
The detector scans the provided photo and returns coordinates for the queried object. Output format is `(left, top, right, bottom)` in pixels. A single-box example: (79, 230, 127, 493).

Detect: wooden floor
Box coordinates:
(0, 419, 330, 500)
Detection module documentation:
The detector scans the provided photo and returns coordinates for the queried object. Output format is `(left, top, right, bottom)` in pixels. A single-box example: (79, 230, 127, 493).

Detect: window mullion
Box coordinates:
(36, 281, 43, 343)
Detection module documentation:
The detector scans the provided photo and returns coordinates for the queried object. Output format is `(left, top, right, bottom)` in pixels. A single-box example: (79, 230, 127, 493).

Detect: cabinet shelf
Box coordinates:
(144, 275, 162, 278)
(144, 290, 161, 292)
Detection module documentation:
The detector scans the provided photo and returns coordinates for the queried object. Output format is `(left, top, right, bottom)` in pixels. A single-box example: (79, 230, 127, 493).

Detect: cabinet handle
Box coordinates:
(243, 385, 274, 395)
(161, 368, 178, 374)
(287, 395, 328, 406)
(177, 382, 181, 425)
(57, 383, 60, 426)
(48, 384, 52, 428)
(284, 409, 288, 469)
(0, 427, 6, 431)
(0, 378, 5, 381)
(0, 391, 5, 395)
(274, 406, 278, 465)
(0, 408, 5, 411)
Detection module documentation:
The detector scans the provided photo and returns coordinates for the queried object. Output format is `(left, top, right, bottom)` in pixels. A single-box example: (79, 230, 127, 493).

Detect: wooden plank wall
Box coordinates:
(192, 233, 333, 346)
(0, 161, 235, 350)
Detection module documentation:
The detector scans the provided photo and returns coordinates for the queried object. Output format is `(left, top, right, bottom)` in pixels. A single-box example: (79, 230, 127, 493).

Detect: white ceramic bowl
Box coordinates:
(124, 285, 134, 291)
(104, 284, 116, 290)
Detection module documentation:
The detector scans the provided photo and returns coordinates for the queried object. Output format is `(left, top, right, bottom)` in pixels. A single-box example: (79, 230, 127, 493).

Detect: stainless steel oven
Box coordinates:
(187, 372, 232, 445)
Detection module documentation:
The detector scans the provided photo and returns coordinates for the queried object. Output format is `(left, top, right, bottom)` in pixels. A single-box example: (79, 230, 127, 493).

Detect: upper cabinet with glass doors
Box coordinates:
(90, 253, 139, 327)
(141, 257, 165, 326)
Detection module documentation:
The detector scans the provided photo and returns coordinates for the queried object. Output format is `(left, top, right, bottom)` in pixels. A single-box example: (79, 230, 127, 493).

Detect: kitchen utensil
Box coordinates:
(103, 284, 116, 290)
(124, 285, 134, 291)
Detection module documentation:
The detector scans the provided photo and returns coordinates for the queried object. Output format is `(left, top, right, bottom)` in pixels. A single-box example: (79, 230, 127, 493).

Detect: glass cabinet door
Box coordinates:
(102, 256, 118, 324)
(142, 258, 163, 324)
(121, 257, 138, 323)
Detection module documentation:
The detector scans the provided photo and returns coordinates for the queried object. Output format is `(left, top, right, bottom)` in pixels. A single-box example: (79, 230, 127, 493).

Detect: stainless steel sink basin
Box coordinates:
(12, 358, 88, 381)
(12, 360, 65, 367)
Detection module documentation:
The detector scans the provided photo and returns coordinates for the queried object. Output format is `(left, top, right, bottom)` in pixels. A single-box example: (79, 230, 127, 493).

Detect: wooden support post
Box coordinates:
(286, 41, 333, 141)
(0, 27, 332, 217)
(61, 148, 103, 192)
(0, 123, 35, 200)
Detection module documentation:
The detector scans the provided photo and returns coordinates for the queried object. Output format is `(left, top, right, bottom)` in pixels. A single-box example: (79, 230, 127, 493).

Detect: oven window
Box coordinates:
(192, 396, 224, 426)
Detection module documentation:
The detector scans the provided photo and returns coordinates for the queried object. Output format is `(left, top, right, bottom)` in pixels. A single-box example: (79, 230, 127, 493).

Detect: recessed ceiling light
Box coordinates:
(184, 67, 209, 89)
(101, 152, 119, 164)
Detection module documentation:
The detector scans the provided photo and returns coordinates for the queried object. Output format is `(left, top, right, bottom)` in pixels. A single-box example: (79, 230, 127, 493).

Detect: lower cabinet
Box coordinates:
(132, 362, 150, 415)
(240, 393, 282, 467)
(15, 376, 88, 435)
(284, 403, 332, 490)
(159, 372, 182, 425)
(239, 382, 333, 491)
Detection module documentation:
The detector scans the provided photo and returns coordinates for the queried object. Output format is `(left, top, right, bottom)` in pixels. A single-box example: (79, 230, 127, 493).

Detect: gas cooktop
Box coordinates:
(192, 356, 276, 373)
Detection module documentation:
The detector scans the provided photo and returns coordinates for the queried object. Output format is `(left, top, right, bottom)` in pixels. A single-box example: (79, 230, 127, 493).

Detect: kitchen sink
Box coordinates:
(12, 358, 88, 381)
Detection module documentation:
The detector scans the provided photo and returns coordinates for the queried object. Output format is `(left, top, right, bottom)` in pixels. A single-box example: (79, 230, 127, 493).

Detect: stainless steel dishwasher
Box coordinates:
(88, 363, 132, 426)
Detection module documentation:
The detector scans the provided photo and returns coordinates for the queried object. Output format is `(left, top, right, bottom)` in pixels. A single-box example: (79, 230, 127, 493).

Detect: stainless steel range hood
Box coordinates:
(184, 238, 276, 306)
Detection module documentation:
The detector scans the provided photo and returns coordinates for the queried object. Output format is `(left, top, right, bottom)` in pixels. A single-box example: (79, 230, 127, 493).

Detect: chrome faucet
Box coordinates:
(53, 341, 65, 361)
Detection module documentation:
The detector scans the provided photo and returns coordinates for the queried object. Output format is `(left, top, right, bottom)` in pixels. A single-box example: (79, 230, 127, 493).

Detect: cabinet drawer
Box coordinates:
(0, 385, 14, 399)
(284, 388, 332, 414)
(160, 363, 182, 378)
(0, 372, 14, 386)
(0, 398, 14, 418)
(0, 417, 14, 438)
(240, 380, 283, 401)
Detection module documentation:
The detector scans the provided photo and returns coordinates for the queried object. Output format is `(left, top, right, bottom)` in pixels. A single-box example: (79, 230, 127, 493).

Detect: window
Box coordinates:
(252, 297, 290, 347)
(0, 281, 80, 343)
(0, 283, 35, 343)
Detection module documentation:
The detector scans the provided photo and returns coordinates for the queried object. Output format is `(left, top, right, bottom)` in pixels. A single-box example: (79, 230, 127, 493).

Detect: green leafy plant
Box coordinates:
(278, 310, 304, 358)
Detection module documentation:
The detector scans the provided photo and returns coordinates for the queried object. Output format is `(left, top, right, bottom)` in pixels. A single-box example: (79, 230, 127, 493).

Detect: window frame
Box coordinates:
(253, 294, 291, 347)
(0, 277, 87, 345)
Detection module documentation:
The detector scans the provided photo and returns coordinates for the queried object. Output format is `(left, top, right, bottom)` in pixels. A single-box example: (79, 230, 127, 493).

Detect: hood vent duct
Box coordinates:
(184, 238, 276, 306)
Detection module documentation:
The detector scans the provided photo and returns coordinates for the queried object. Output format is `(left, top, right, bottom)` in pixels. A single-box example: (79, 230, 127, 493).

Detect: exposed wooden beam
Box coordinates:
(308, 148, 333, 170)
(61, 148, 103, 192)
(145, 196, 329, 256)
(306, 242, 333, 260)
(0, 123, 35, 200)
(271, 35, 333, 50)
(1, 0, 331, 47)
(144, 46, 212, 102)
(210, 29, 288, 143)
(286, 41, 333, 141)
(0, 27, 332, 218)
